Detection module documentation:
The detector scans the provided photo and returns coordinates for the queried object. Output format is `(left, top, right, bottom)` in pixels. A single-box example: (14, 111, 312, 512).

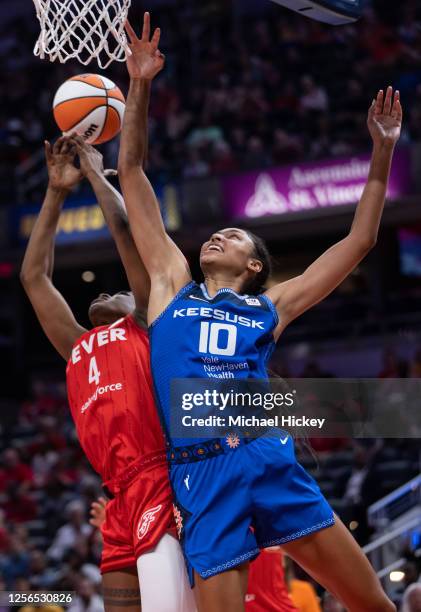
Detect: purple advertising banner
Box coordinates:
(223, 148, 412, 220)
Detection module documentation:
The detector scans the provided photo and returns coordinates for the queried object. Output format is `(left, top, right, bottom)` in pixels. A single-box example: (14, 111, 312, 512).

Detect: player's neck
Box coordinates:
(203, 274, 245, 298)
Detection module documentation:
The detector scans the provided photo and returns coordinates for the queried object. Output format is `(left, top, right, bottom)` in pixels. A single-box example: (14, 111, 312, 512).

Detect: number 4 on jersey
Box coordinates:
(88, 356, 101, 385)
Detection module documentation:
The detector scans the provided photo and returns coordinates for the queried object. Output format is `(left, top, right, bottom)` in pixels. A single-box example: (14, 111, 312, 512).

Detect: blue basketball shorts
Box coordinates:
(170, 433, 335, 586)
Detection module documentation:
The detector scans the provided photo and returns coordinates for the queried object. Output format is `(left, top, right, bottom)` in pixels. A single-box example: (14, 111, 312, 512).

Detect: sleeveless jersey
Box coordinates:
(246, 550, 297, 612)
(66, 314, 166, 481)
(149, 281, 278, 447)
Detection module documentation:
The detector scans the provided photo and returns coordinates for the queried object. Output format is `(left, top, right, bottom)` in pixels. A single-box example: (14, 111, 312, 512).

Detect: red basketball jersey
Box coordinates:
(66, 315, 166, 481)
(246, 550, 298, 612)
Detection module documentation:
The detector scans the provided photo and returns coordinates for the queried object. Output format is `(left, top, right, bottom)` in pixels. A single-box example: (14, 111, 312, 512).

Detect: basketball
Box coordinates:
(52, 74, 126, 145)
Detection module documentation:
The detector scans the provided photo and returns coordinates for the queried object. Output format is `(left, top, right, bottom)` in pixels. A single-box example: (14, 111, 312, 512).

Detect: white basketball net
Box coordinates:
(33, 0, 131, 69)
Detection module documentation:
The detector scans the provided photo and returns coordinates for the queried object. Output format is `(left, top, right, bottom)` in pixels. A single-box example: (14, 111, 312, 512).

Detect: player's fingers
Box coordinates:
(71, 135, 86, 149)
(383, 85, 393, 115)
(98, 497, 108, 506)
(53, 136, 66, 155)
(391, 91, 401, 120)
(61, 139, 71, 155)
(69, 132, 82, 143)
(151, 28, 161, 52)
(125, 19, 138, 44)
(69, 138, 81, 151)
(375, 89, 383, 115)
(394, 99, 403, 122)
(142, 11, 151, 41)
(44, 141, 52, 162)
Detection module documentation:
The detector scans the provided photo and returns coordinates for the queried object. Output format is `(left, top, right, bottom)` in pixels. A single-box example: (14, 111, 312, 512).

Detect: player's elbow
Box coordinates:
(117, 155, 141, 176)
(20, 267, 32, 287)
(350, 232, 377, 256)
(359, 234, 378, 254)
(20, 266, 42, 288)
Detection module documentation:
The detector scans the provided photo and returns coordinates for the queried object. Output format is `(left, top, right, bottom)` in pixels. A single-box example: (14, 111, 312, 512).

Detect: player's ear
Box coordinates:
(248, 259, 263, 274)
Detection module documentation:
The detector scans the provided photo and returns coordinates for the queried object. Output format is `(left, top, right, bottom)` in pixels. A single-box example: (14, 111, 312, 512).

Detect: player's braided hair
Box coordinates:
(243, 231, 272, 296)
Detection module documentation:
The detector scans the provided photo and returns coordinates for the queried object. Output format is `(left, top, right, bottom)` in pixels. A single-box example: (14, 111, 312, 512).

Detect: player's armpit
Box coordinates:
(147, 271, 191, 326)
(21, 275, 86, 361)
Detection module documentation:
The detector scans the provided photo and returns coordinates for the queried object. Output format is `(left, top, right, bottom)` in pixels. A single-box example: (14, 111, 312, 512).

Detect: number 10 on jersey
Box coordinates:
(199, 322, 237, 357)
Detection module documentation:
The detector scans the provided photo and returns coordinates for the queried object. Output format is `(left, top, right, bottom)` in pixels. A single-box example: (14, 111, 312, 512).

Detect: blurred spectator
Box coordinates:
(290, 576, 322, 612)
(1, 2, 421, 203)
(243, 136, 272, 170)
(0, 536, 29, 589)
(271, 129, 303, 165)
(28, 551, 60, 589)
(0, 449, 32, 492)
(187, 115, 224, 149)
(401, 583, 421, 612)
(67, 578, 104, 612)
(299, 76, 329, 114)
(47, 501, 92, 562)
(183, 148, 210, 178)
(0, 575, 8, 612)
(3, 484, 37, 523)
(211, 141, 239, 175)
(0, 509, 10, 552)
(401, 558, 421, 592)
(341, 441, 383, 544)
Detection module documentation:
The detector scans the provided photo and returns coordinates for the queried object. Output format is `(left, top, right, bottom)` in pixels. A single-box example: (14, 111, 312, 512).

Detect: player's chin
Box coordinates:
(200, 250, 224, 266)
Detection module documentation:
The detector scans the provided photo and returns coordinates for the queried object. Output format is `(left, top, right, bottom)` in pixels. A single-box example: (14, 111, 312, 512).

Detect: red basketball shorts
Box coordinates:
(100, 454, 176, 574)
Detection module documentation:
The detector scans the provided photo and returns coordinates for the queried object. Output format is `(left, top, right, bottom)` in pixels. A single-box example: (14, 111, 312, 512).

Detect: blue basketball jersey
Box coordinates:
(150, 281, 335, 583)
(149, 281, 279, 448)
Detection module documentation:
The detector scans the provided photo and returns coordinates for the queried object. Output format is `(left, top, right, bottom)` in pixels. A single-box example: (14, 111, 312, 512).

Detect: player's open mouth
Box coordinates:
(206, 245, 223, 253)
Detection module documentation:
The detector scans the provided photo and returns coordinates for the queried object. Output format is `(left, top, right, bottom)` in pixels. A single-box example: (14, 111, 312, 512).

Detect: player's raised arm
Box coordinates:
(20, 137, 86, 360)
(266, 87, 402, 338)
(118, 13, 191, 324)
(71, 136, 150, 315)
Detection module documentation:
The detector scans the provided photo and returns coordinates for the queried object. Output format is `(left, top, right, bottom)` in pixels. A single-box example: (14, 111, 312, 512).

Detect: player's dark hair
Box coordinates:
(244, 231, 272, 295)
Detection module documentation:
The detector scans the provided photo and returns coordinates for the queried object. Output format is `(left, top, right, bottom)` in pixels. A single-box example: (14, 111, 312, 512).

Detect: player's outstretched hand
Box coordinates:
(125, 12, 165, 80)
(89, 496, 107, 529)
(367, 86, 402, 148)
(70, 135, 117, 178)
(45, 136, 82, 192)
